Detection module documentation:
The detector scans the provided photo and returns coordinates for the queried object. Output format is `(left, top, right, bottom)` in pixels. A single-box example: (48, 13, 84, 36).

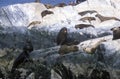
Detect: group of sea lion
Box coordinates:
(12, 1, 120, 74)
(27, 0, 89, 28)
(81, 26, 120, 54)
(11, 20, 120, 74)
(77, 10, 120, 29)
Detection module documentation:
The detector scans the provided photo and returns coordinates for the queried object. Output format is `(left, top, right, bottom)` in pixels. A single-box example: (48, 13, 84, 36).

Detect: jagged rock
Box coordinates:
(26, 72, 35, 79)
(51, 69, 62, 79)
(0, 49, 7, 57)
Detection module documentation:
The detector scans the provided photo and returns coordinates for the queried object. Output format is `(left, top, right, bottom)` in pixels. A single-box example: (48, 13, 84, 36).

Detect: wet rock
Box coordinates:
(26, 72, 35, 79)
(51, 69, 62, 79)
(0, 49, 7, 57)
(89, 69, 110, 79)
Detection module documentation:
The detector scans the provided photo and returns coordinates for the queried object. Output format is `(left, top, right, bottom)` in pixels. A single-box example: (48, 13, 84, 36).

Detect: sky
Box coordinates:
(0, 0, 76, 7)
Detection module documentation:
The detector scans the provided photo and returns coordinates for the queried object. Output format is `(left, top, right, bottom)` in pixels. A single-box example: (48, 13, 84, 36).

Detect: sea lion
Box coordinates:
(44, 4, 54, 9)
(27, 21, 41, 28)
(56, 27, 80, 45)
(95, 14, 120, 22)
(56, 27, 68, 45)
(75, 24, 95, 29)
(41, 10, 54, 18)
(83, 39, 106, 54)
(11, 39, 33, 72)
(54, 3, 67, 7)
(78, 10, 97, 16)
(111, 27, 120, 40)
(58, 45, 79, 55)
(76, 0, 86, 4)
(23, 39, 33, 53)
(80, 17, 96, 23)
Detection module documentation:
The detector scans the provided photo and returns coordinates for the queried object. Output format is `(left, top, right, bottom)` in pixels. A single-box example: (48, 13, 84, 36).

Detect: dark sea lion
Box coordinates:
(78, 10, 97, 16)
(23, 39, 33, 53)
(41, 10, 54, 18)
(111, 27, 120, 40)
(95, 14, 120, 22)
(75, 24, 95, 29)
(11, 39, 33, 72)
(54, 3, 67, 7)
(56, 27, 68, 45)
(76, 0, 86, 4)
(56, 27, 80, 45)
(80, 17, 96, 23)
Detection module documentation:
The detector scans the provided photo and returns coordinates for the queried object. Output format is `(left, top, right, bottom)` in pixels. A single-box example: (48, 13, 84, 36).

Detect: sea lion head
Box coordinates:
(111, 27, 120, 40)
(23, 39, 33, 52)
(60, 27, 67, 34)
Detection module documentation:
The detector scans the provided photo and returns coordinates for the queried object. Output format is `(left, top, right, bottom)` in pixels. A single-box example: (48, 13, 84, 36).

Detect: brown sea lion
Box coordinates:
(83, 39, 106, 54)
(27, 21, 41, 28)
(56, 27, 80, 45)
(41, 10, 54, 18)
(111, 27, 120, 40)
(80, 17, 96, 23)
(11, 39, 33, 73)
(56, 27, 68, 45)
(78, 10, 97, 16)
(44, 4, 54, 9)
(95, 14, 120, 22)
(54, 3, 67, 7)
(75, 24, 95, 29)
(58, 45, 79, 55)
